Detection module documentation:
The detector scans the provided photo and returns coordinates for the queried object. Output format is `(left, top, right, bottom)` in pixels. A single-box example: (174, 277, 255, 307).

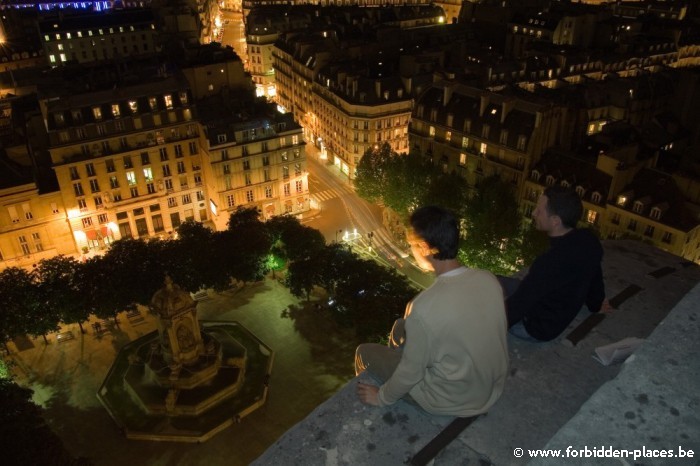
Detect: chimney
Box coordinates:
(375, 80, 381, 99)
(479, 93, 489, 117)
(501, 97, 515, 124)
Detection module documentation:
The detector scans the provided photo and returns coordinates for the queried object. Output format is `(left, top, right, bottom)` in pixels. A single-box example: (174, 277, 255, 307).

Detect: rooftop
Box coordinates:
(254, 240, 700, 465)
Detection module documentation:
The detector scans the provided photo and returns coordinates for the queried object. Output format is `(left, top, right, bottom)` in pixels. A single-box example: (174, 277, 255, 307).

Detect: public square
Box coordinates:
(5, 278, 358, 466)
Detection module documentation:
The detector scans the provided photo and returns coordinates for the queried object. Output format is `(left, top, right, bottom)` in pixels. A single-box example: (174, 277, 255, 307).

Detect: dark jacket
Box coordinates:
(506, 228, 605, 341)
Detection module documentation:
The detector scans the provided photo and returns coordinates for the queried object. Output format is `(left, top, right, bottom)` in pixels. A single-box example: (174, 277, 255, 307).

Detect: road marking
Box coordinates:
(311, 189, 340, 203)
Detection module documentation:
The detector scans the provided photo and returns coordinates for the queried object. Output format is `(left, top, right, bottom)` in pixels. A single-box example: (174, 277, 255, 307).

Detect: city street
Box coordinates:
(303, 145, 434, 290)
(220, 10, 247, 66)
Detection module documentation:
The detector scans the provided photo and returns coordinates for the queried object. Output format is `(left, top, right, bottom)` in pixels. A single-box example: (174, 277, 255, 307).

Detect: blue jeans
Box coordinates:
(497, 276, 540, 342)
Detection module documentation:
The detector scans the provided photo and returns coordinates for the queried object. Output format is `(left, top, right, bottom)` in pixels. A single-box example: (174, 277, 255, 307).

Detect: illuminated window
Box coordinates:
(126, 171, 137, 186)
(164, 94, 173, 109)
(459, 153, 467, 165)
(92, 106, 102, 120)
(179, 92, 188, 105)
(445, 131, 451, 142)
(143, 167, 153, 182)
(128, 100, 138, 113)
(112, 104, 120, 117)
(586, 210, 598, 224)
(429, 126, 435, 137)
(149, 96, 157, 110)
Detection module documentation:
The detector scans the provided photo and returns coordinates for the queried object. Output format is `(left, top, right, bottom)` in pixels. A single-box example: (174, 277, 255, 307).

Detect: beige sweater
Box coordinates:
(378, 267, 509, 416)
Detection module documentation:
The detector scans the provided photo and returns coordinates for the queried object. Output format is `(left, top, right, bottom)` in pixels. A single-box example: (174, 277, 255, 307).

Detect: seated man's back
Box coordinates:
(505, 186, 608, 341)
(506, 228, 605, 341)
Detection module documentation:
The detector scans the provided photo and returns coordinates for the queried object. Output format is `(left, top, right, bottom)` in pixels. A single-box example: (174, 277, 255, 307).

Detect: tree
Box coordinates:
(354, 142, 393, 202)
(460, 175, 522, 275)
(285, 257, 320, 301)
(34, 256, 90, 334)
(0, 379, 90, 465)
(266, 215, 326, 263)
(168, 220, 224, 292)
(0, 267, 55, 344)
(423, 169, 470, 217)
(0, 268, 30, 350)
(225, 207, 272, 282)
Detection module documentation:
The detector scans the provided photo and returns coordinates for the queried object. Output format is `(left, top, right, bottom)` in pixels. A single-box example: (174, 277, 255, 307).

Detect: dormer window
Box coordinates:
(531, 169, 541, 181)
(575, 186, 585, 198)
(464, 119, 471, 133)
(179, 92, 188, 105)
(561, 180, 570, 188)
(517, 135, 527, 151)
(92, 106, 102, 121)
(546, 175, 556, 186)
(148, 97, 157, 111)
(633, 201, 644, 214)
(650, 208, 662, 220)
(164, 94, 173, 109)
(591, 192, 602, 204)
(112, 104, 120, 118)
(128, 100, 138, 113)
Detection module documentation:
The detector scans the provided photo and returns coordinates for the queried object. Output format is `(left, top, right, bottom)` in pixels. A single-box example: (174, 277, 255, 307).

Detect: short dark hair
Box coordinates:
(409, 206, 459, 260)
(543, 186, 583, 229)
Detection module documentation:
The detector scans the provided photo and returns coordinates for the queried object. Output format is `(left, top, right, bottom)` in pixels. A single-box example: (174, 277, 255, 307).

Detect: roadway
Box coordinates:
(302, 146, 434, 291)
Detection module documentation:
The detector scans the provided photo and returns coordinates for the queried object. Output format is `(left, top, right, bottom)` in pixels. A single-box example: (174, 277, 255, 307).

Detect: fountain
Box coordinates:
(98, 277, 273, 442)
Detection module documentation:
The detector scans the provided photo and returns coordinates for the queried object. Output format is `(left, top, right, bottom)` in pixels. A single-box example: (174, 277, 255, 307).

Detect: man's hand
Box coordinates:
(600, 298, 614, 314)
(356, 382, 380, 406)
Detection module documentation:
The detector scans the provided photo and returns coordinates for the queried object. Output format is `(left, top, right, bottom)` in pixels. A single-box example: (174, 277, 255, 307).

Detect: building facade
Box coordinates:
(39, 68, 207, 252)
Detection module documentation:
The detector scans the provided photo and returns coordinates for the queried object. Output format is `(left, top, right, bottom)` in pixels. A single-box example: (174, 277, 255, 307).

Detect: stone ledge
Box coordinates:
(252, 241, 700, 465)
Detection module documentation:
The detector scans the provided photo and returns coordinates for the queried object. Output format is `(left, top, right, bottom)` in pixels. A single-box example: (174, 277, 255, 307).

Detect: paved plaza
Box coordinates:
(5, 278, 359, 466)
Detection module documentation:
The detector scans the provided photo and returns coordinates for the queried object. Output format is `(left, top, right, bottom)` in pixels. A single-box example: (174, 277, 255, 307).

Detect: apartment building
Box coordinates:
(521, 151, 700, 264)
(409, 80, 563, 197)
(314, 63, 412, 178)
(37, 64, 206, 252)
(0, 167, 75, 271)
(198, 98, 308, 230)
(38, 8, 158, 66)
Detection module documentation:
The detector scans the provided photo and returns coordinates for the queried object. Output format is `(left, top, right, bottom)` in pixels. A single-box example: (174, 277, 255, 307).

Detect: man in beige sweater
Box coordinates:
(355, 206, 509, 416)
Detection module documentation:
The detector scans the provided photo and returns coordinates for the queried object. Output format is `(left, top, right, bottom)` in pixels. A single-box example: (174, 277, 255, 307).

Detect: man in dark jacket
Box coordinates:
(501, 186, 612, 341)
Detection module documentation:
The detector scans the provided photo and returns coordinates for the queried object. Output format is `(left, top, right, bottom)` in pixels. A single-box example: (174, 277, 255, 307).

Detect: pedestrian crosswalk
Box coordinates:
(311, 189, 340, 203)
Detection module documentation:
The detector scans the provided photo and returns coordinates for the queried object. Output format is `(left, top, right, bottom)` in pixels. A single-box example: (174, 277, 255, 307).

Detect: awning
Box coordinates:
(86, 230, 97, 240)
